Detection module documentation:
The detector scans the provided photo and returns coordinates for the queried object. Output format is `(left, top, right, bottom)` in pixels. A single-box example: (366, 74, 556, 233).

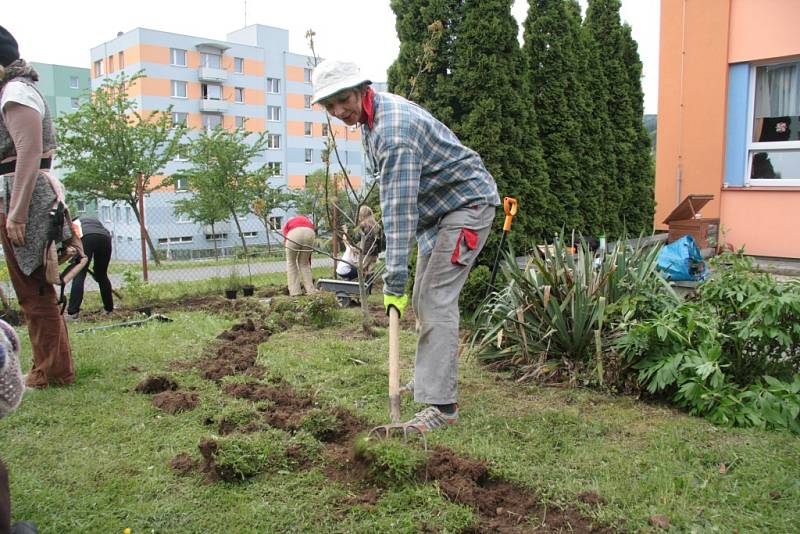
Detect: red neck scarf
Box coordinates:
(359, 86, 375, 128)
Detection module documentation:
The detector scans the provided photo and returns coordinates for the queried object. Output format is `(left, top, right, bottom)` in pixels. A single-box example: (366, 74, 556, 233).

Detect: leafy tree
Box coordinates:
(250, 181, 295, 253)
(172, 185, 229, 260)
(523, 0, 585, 233)
(171, 126, 270, 279)
(56, 71, 185, 264)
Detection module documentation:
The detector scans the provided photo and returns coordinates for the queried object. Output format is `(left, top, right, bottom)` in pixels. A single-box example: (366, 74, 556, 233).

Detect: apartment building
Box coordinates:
(89, 24, 365, 261)
(29, 62, 97, 217)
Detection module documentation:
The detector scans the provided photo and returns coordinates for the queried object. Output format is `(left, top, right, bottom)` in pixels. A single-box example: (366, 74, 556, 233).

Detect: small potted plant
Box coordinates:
(241, 282, 255, 297)
(225, 266, 242, 300)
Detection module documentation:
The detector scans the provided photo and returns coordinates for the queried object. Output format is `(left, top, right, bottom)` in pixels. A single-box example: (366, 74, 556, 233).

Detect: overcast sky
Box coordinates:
(4, 0, 659, 113)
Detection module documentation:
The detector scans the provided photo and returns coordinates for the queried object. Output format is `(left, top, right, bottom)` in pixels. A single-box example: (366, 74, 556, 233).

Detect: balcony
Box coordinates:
(198, 67, 227, 83)
(200, 99, 227, 113)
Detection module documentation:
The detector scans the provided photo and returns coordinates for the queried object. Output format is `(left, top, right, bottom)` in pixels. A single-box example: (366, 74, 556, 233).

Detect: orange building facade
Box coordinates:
(655, 0, 800, 258)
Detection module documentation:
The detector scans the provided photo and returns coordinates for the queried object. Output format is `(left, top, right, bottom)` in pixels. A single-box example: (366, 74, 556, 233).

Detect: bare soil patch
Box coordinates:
(134, 375, 178, 394)
(152, 391, 199, 414)
(166, 310, 613, 532)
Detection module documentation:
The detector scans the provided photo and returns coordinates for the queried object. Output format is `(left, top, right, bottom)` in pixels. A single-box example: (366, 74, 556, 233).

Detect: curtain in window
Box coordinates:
(755, 63, 799, 117)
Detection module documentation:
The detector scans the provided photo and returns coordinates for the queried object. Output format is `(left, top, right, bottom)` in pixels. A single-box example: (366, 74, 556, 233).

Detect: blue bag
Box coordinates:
(657, 235, 708, 281)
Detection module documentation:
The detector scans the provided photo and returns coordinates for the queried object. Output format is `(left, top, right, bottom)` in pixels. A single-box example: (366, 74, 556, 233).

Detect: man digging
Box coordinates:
(312, 60, 500, 432)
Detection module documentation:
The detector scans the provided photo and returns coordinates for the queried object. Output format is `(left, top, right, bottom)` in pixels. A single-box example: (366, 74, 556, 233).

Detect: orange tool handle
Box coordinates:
(502, 197, 518, 232)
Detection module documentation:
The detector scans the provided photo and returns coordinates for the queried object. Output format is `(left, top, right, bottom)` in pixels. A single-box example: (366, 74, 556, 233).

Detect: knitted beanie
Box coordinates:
(0, 26, 20, 68)
(0, 319, 23, 417)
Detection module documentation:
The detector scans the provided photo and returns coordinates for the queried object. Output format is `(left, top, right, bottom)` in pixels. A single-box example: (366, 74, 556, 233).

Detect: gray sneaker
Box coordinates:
(65, 312, 79, 322)
(403, 405, 459, 433)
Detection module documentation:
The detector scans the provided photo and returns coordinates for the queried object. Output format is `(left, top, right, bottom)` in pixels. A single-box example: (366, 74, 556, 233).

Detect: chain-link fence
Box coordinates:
(0, 197, 335, 305)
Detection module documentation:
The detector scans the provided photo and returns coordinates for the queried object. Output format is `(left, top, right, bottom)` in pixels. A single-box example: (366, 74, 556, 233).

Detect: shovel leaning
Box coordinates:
(487, 196, 518, 297)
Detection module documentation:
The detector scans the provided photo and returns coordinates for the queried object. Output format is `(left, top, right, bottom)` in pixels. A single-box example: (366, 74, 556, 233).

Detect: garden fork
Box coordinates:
(367, 306, 428, 448)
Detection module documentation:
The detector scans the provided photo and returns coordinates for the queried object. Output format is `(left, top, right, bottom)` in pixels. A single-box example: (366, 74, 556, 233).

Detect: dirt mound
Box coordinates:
(135, 375, 178, 393)
(170, 452, 199, 475)
(152, 391, 198, 414)
(426, 448, 614, 533)
(163, 299, 613, 531)
(195, 319, 271, 381)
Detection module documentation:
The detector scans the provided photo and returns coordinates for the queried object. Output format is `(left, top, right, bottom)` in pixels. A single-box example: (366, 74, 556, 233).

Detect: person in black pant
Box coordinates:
(65, 216, 113, 319)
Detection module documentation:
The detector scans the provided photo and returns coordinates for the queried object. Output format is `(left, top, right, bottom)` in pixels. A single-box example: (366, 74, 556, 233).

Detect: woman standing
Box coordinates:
(0, 26, 74, 388)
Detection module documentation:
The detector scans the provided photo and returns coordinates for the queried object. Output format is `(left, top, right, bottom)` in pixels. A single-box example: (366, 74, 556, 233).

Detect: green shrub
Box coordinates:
(620, 252, 800, 432)
(469, 234, 675, 387)
(271, 293, 337, 328)
(121, 269, 157, 308)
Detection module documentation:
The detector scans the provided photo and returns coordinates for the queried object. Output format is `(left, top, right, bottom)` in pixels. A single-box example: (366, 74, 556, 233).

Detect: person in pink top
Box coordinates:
(282, 215, 317, 296)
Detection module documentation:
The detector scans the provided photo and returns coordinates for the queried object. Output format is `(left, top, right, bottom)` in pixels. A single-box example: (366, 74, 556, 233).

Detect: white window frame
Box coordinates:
(322, 123, 329, 137)
(304, 148, 313, 163)
(304, 122, 313, 137)
(267, 106, 281, 122)
(94, 60, 104, 78)
(267, 77, 280, 94)
(234, 57, 244, 74)
(200, 52, 221, 69)
(267, 162, 282, 176)
(170, 48, 187, 67)
(171, 80, 188, 98)
(304, 68, 312, 83)
(70, 97, 80, 109)
(101, 205, 111, 222)
(202, 83, 222, 101)
(745, 58, 800, 186)
(176, 212, 191, 224)
(203, 114, 222, 132)
(234, 87, 244, 103)
(174, 177, 189, 191)
(304, 95, 312, 109)
(69, 76, 79, 89)
(267, 134, 281, 149)
(172, 112, 188, 127)
(235, 116, 246, 129)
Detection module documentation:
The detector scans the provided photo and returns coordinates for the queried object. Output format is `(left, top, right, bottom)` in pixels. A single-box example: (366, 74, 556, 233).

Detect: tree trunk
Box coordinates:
(211, 221, 219, 260)
(130, 200, 162, 266)
(358, 233, 373, 335)
(231, 212, 252, 283)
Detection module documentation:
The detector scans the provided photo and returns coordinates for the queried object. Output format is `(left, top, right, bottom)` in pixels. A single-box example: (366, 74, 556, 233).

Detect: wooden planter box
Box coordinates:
(664, 194, 720, 250)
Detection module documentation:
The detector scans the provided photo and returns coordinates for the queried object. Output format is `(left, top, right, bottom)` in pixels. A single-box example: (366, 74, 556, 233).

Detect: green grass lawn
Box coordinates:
(1, 302, 797, 533)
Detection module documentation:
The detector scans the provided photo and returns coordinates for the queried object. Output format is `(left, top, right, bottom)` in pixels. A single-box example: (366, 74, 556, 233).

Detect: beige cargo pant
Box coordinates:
(285, 226, 317, 296)
(411, 204, 495, 405)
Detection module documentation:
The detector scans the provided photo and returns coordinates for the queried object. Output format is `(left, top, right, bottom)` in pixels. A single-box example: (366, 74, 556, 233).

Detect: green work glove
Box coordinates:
(383, 294, 409, 319)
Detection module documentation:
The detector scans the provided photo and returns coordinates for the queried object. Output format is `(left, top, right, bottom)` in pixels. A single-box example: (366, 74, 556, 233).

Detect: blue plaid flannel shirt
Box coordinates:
(361, 92, 500, 295)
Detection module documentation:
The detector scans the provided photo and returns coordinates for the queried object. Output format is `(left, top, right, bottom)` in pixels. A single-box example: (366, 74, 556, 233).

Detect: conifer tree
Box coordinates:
(387, 0, 459, 123)
(621, 23, 655, 232)
(570, 0, 616, 235)
(585, 0, 653, 235)
(450, 0, 559, 244)
(522, 0, 585, 233)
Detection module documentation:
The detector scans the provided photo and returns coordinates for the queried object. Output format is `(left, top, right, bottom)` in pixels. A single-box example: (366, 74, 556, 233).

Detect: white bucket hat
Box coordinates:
(311, 59, 371, 104)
